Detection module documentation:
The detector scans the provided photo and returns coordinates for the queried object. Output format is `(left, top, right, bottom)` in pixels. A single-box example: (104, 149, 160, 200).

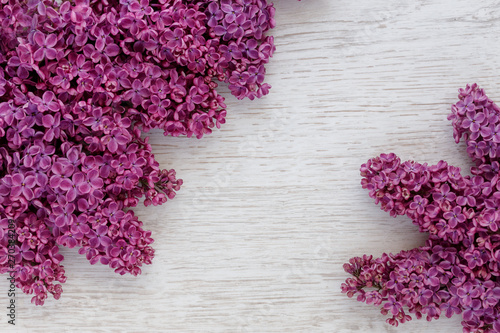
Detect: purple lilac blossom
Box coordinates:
(342, 84, 500, 333)
(0, 0, 294, 305)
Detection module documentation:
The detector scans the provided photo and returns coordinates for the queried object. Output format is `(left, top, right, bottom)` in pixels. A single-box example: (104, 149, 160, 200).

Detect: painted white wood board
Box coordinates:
(3, 0, 500, 332)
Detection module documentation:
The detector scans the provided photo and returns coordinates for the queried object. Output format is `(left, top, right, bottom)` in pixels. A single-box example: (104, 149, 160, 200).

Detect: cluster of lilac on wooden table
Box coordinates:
(0, 0, 285, 305)
(342, 85, 500, 332)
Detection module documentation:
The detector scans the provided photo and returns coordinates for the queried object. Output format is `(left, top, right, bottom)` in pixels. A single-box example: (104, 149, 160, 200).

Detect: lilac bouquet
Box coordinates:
(0, 0, 282, 305)
(342, 84, 500, 332)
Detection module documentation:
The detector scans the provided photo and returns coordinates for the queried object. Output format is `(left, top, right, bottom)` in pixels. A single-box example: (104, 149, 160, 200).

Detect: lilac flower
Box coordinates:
(455, 95, 475, 115)
(0, 0, 285, 307)
(49, 162, 74, 188)
(383, 296, 403, 315)
(240, 39, 260, 59)
(15, 241, 35, 263)
(443, 206, 466, 228)
(433, 183, 456, 203)
(214, 20, 233, 41)
(102, 128, 130, 153)
(440, 300, 462, 318)
(123, 79, 150, 106)
(71, 215, 91, 235)
(59, 230, 83, 248)
(143, 65, 162, 88)
(69, 54, 92, 78)
(342, 85, 500, 332)
(88, 225, 112, 249)
(37, 260, 54, 279)
(462, 111, 485, 133)
(409, 195, 428, 215)
(482, 288, 500, 308)
(221, 2, 242, 24)
(79, 169, 103, 195)
(123, 225, 141, 245)
(207, 2, 223, 27)
(50, 68, 73, 90)
(102, 202, 125, 224)
(464, 250, 484, 270)
(60, 172, 87, 202)
(41, 113, 61, 141)
(32, 32, 58, 62)
(229, 14, 252, 39)
(163, 28, 185, 49)
(129, 0, 153, 18)
(477, 212, 499, 231)
(462, 299, 483, 322)
(51, 203, 76, 228)
(108, 239, 128, 257)
(31, 91, 60, 112)
(122, 245, 140, 264)
(0, 5, 19, 28)
(10, 173, 36, 200)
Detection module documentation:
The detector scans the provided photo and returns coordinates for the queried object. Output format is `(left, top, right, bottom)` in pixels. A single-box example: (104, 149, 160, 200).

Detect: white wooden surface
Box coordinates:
(3, 0, 500, 332)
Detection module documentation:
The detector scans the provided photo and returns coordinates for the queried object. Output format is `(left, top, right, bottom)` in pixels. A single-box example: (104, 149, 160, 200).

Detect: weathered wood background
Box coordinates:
(3, 0, 500, 332)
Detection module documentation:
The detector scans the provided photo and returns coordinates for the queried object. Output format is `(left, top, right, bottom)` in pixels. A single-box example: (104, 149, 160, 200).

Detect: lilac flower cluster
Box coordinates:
(0, 0, 284, 305)
(342, 84, 500, 332)
(1, 0, 280, 139)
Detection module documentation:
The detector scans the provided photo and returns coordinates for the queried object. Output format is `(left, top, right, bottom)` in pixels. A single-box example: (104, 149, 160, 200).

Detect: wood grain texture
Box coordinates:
(3, 0, 500, 332)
